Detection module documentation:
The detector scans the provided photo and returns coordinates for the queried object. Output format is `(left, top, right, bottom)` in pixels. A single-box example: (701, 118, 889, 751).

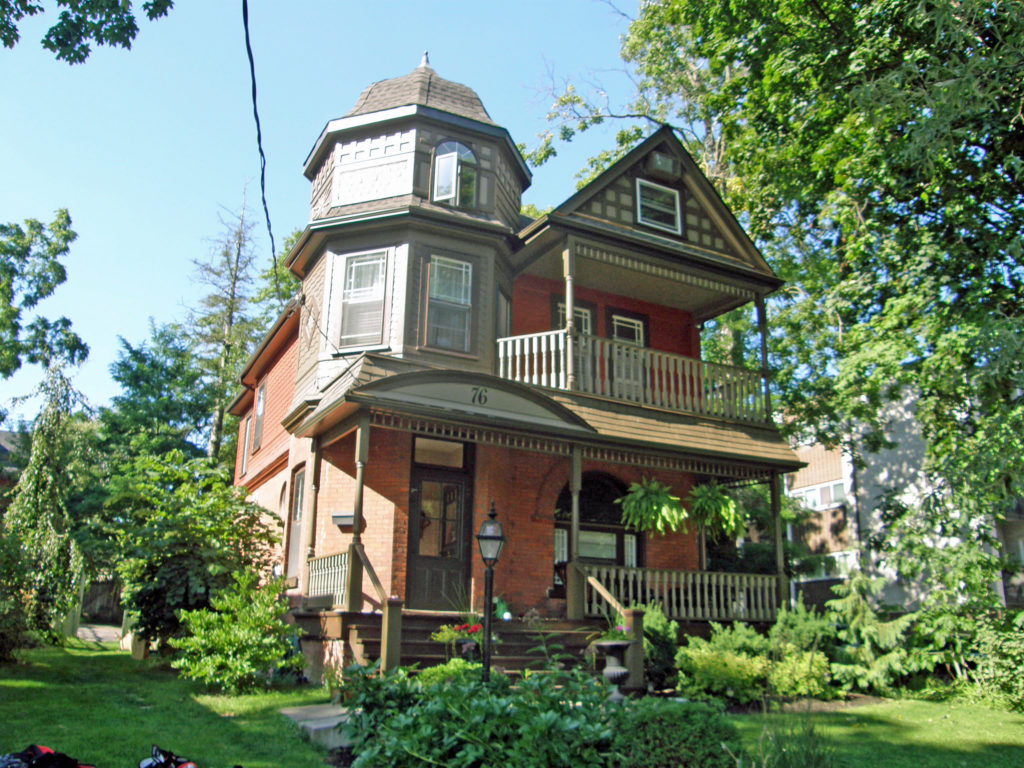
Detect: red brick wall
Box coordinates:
(511, 273, 699, 358)
(308, 427, 700, 617)
(234, 334, 298, 488)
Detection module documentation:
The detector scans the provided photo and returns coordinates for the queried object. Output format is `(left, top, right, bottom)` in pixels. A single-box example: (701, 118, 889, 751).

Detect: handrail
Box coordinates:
(355, 543, 387, 604)
(579, 563, 627, 618)
(497, 329, 767, 422)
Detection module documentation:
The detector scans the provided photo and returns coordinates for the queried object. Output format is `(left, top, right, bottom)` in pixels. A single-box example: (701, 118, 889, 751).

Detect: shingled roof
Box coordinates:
(345, 53, 494, 125)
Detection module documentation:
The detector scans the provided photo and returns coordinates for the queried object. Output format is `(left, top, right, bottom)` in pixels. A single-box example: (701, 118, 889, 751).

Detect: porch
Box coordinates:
(307, 552, 778, 624)
(497, 329, 767, 424)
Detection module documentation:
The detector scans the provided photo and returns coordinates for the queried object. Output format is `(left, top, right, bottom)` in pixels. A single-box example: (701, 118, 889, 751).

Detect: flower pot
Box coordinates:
(454, 638, 479, 661)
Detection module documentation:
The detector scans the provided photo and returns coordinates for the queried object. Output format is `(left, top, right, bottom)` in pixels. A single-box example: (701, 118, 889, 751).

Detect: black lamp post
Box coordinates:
(476, 501, 505, 682)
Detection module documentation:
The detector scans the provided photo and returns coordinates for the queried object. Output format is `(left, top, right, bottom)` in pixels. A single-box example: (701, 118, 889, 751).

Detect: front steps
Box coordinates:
(292, 608, 603, 676)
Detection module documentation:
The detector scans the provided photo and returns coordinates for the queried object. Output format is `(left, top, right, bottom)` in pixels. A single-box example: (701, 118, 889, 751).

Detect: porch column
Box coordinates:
(300, 437, 322, 596)
(755, 295, 773, 421)
(344, 411, 370, 613)
(566, 445, 585, 620)
(770, 471, 788, 609)
(563, 245, 576, 390)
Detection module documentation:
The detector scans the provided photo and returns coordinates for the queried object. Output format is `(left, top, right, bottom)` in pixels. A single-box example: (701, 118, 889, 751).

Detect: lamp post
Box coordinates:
(476, 501, 505, 682)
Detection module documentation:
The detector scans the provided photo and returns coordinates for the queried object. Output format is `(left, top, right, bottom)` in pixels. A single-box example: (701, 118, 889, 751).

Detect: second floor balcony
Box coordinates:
(497, 329, 768, 424)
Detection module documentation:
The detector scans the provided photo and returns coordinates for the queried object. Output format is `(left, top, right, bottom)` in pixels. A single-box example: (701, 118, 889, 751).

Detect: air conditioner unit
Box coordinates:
(646, 151, 681, 181)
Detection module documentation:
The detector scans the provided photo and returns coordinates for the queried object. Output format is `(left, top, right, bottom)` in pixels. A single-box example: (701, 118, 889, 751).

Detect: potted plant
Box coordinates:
(430, 621, 483, 660)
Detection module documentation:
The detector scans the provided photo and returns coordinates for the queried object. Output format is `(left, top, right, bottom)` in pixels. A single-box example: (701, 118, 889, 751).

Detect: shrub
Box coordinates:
(415, 658, 482, 687)
(702, 621, 771, 656)
(970, 609, 1024, 712)
(610, 697, 741, 768)
(171, 572, 303, 693)
(337, 662, 612, 768)
(640, 602, 679, 690)
(0, 531, 29, 663)
(676, 645, 768, 705)
(769, 602, 836, 656)
(769, 651, 837, 700)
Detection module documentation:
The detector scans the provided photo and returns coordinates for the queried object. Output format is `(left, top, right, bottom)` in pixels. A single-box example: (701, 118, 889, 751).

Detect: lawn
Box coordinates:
(0, 640, 331, 768)
(730, 698, 1024, 768)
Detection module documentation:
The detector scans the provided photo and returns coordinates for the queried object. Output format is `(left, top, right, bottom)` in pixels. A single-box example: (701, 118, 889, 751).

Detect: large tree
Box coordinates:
(0, 210, 88, 421)
(0, 0, 173, 63)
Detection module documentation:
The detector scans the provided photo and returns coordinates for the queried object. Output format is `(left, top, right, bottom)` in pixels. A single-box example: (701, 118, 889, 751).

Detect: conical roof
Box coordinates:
(345, 53, 494, 125)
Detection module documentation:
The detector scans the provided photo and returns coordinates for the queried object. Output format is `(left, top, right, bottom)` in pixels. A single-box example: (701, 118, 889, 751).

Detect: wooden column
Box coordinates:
(755, 295, 773, 422)
(770, 471, 788, 609)
(566, 446, 584, 620)
(344, 412, 370, 612)
(563, 245, 576, 390)
(623, 607, 646, 692)
(300, 437, 322, 595)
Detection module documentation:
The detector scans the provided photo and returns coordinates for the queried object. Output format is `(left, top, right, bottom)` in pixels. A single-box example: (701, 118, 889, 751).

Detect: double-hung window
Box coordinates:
(338, 251, 387, 348)
(432, 141, 477, 208)
(427, 255, 472, 352)
(636, 178, 681, 234)
(251, 383, 265, 452)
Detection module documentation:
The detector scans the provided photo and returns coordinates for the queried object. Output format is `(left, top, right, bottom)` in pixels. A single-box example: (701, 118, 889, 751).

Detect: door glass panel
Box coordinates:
(417, 480, 463, 558)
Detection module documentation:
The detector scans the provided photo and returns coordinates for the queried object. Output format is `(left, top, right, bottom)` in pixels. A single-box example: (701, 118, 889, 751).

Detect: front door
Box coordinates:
(407, 471, 473, 610)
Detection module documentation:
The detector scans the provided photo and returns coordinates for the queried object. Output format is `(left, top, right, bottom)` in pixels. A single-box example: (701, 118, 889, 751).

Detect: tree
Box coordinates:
(540, 0, 1024, 613)
(0, 210, 88, 420)
(189, 201, 264, 465)
(114, 449, 278, 649)
(98, 322, 215, 460)
(2, 365, 85, 640)
(0, 0, 173, 64)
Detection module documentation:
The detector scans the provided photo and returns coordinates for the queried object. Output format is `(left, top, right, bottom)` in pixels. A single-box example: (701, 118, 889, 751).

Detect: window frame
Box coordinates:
(636, 178, 682, 235)
(432, 141, 478, 209)
(425, 254, 474, 353)
(240, 415, 252, 475)
(327, 248, 390, 352)
(251, 383, 266, 453)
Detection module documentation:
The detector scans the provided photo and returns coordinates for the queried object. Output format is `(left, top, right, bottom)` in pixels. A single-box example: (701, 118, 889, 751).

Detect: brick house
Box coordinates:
(230, 56, 801, 667)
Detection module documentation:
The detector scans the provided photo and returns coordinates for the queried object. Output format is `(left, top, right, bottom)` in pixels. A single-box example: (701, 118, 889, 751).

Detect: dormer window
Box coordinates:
(432, 141, 477, 208)
(636, 178, 681, 235)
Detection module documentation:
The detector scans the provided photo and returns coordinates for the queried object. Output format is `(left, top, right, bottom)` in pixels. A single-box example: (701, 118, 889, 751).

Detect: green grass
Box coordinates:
(730, 699, 1024, 768)
(0, 640, 331, 768)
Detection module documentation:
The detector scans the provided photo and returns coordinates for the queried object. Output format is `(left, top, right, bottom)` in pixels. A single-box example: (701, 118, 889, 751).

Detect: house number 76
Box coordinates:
(471, 387, 488, 405)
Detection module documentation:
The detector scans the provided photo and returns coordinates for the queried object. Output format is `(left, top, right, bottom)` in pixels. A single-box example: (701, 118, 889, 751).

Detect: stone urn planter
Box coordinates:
(591, 639, 631, 702)
(454, 638, 479, 661)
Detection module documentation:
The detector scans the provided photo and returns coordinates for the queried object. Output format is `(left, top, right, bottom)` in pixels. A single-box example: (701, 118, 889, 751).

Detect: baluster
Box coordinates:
(557, 331, 566, 389)
(644, 350, 654, 406)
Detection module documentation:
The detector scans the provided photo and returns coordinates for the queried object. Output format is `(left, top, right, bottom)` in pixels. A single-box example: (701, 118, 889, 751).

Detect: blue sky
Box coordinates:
(0, 1, 637, 422)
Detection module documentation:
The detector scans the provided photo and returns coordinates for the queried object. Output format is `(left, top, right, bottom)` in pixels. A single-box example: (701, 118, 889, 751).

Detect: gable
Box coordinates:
(551, 127, 775, 279)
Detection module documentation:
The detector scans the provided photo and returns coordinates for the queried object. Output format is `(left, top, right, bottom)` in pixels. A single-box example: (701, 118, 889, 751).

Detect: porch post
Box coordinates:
(566, 445, 585, 620)
(345, 411, 370, 613)
(300, 437, 322, 596)
(622, 607, 645, 692)
(770, 471, 788, 611)
(563, 245, 576, 390)
(755, 296, 773, 421)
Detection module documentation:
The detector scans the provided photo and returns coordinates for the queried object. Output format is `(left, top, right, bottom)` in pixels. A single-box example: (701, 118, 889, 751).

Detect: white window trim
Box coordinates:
(323, 247, 392, 356)
(425, 254, 474, 353)
(636, 178, 682, 235)
(240, 415, 252, 475)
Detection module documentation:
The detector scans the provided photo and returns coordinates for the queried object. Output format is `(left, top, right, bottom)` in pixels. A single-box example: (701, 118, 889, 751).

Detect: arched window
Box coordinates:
(552, 472, 641, 591)
(432, 141, 477, 208)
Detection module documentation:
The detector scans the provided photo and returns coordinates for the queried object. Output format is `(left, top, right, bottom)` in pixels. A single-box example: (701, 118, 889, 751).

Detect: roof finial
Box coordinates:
(420, 51, 430, 68)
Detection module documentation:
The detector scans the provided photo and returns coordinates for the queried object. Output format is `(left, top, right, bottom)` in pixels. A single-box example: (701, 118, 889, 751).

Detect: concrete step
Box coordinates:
(280, 703, 350, 750)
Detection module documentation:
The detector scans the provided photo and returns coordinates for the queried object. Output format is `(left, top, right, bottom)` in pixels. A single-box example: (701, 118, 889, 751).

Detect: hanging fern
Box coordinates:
(685, 480, 744, 542)
(616, 478, 686, 534)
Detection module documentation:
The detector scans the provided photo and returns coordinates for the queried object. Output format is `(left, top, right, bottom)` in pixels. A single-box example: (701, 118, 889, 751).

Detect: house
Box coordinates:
(785, 397, 1024, 609)
(229, 56, 802, 671)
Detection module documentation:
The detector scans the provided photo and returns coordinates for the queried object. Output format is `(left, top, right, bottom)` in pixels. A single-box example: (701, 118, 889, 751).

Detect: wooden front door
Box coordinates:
(407, 471, 473, 610)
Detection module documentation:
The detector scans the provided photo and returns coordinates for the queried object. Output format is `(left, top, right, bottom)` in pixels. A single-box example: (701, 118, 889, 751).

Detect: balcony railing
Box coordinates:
(581, 564, 778, 622)
(306, 551, 349, 608)
(497, 330, 767, 423)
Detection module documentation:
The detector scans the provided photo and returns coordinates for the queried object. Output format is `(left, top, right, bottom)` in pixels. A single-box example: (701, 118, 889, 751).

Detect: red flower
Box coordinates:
(454, 624, 468, 631)
(468, 624, 483, 634)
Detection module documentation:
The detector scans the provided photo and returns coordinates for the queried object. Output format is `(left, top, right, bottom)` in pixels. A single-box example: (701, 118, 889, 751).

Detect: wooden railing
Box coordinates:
(307, 551, 349, 608)
(497, 330, 767, 423)
(581, 565, 778, 622)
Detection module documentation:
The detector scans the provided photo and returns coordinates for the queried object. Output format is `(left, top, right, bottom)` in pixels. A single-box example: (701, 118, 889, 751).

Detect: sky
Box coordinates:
(0, 0, 638, 423)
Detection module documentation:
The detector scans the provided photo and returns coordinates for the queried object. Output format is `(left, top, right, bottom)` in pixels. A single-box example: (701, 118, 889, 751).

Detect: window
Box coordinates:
(240, 416, 252, 475)
(251, 383, 265, 452)
(636, 178, 681, 234)
(291, 468, 305, 523)
(555, 302, 593, 335)
(432, 141, 477, 207)
(337, 250, 387, 348)
(608, 309, 648, 400)
(611, 314, 645, 346)
(496, 290, 511, 339)
(414, 437, 466, 469)
(426, 255, 472, 352)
